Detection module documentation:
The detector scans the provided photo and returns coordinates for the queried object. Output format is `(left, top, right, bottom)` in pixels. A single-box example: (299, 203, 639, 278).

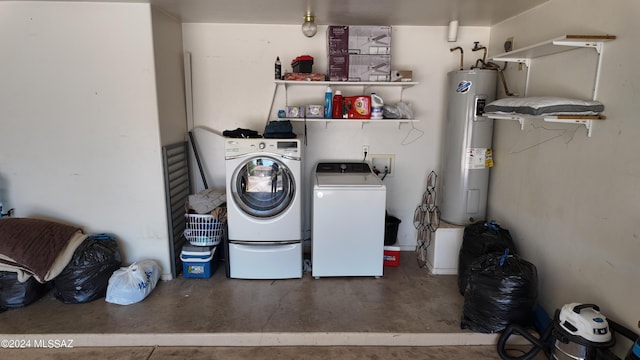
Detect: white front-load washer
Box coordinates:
(224, 138, 302, 279)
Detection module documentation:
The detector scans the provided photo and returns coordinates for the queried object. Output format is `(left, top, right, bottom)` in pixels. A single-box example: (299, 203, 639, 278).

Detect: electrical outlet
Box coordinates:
(362, 145, 369, 159)
(370, 154, 395, 177)
(504, 37, 514, 52)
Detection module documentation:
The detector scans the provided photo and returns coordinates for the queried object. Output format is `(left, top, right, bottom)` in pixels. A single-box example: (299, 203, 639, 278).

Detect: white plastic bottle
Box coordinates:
(370, 92, 384, 119)
(324, 86, 333, 118)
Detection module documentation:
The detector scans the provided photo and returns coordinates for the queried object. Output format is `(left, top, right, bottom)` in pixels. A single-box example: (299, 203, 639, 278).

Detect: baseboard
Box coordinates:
(0, 332, 502, 347)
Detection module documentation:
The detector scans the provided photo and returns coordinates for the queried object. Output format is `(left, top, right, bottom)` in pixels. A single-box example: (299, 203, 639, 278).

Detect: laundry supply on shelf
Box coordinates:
(324, 86, 333, 118)
(274, 56, 281, 80)
(370, 92, 384, 119)
(331, 90, 344, 119)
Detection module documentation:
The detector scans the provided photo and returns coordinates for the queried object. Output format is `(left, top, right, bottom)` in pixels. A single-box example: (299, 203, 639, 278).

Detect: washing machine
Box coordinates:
(312, 162, 386, 278)
(225, 138, 303, 279)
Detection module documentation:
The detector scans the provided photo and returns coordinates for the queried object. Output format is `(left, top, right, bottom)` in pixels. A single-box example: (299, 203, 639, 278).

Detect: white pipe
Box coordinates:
(447, 20, 459, 42)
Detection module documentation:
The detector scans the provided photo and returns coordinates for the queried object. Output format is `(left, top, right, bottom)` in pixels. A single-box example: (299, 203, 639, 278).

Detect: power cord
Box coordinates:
(371, 166, 389, 181)
(1, 208, 15, 218)
(380, 167, 389, 181)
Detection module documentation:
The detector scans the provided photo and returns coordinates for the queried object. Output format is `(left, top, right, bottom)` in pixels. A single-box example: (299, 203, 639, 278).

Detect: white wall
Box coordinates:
(0, 2, 173, 278)
(488, 0, 640, 331)
(182, 23, 490, 249)
(151, 6, 188, 146)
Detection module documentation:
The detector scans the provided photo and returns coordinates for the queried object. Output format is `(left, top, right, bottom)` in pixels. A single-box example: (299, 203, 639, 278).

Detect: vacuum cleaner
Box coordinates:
(498, 303, 640, 360)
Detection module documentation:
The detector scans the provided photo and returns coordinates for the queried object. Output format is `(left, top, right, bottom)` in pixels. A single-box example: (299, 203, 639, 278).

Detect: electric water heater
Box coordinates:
(440, 69, 497, 225)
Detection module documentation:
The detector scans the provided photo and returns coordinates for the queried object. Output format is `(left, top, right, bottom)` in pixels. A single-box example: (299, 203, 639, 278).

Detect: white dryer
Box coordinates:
(225, 138, 303, 279)
(312, 162, 386, 278)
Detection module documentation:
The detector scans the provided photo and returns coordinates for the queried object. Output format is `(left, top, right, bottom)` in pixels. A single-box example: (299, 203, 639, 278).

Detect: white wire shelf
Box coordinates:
(485, 113, 605, 137)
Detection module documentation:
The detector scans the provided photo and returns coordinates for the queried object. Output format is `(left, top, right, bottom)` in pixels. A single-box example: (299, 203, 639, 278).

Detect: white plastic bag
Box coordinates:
(105, 260, 161, 305)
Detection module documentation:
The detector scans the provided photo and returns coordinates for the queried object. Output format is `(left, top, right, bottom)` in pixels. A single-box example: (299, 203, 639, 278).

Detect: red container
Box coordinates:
(291, 55, 314, 73)
(331, 91, 344, 119)
(344, 96, 371, 119)
(383, 246, 400, 267)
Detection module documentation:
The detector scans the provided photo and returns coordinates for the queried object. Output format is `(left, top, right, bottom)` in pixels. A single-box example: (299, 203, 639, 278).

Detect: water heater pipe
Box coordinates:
(450, 46, 464, 70)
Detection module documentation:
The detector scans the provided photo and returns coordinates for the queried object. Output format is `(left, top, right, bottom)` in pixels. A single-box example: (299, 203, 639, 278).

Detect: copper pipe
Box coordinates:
(450, 46, 464, 70)
(485, 62, 518, 97)
(497, 70, 518, 96)
(472, 42, 487, 64)
(473, 59, 486, 69)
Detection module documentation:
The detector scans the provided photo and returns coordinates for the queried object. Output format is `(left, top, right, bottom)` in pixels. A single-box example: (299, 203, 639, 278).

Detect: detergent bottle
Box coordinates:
(332, 90, 343, 119)
(324, 86, 333, 118)
(370, 92, 384, 119)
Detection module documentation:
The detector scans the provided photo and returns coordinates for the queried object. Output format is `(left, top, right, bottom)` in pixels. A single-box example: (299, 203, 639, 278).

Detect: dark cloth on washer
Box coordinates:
(263, 121, 296, 139)
(223, 128, 261, 138)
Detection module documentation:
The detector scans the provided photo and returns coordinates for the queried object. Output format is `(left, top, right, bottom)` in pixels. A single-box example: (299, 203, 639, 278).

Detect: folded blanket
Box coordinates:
(0, 218, 87, 283)
(264, 120, 297, 139)
(485, 97, 604, 116)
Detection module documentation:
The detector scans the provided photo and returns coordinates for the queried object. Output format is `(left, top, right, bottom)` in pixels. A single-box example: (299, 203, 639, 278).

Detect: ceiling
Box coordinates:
(145, 0, 548, 26)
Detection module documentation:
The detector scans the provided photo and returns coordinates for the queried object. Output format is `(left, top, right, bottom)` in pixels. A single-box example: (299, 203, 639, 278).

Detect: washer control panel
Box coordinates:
(225, 138, 300, 158)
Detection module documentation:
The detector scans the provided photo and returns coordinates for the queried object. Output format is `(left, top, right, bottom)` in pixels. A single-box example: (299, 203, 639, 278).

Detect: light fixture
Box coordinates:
(302, 12, 317, 37)
(447, 20, 459, 42)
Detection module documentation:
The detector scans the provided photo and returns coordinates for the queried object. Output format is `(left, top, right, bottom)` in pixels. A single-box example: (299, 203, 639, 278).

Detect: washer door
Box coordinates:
(231, 155, 295, 218)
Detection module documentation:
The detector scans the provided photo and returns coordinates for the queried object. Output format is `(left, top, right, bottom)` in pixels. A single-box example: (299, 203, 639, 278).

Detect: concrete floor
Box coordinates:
(0, 252, 536, 359)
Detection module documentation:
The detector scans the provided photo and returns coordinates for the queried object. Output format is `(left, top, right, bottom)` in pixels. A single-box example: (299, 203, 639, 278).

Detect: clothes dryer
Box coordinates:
(224, 138, 302, 279)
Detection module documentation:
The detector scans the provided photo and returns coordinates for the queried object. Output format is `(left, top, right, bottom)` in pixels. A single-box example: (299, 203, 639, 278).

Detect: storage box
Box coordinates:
(306, 104, 324, 118)
(327, 54, 392, 82)
(383, 246, 400, 267)
(291, 55, 313, 73)
(348, 54, 391, 82)
(285, 106, 304, 118)
(426, 223, 464, 275)
(181, 245, 218, 279)
(327, 25, 392, 55)
(327, 25, 349, 55)
(391, 70, 413, 82)
(327, 54, 349, 81)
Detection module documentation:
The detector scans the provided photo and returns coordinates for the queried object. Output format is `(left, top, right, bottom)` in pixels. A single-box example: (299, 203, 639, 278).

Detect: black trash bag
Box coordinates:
(0, 272, 51, 312)
(458, 220, 517, 295)
(53, 234, 122, 304)
(460, 250, 538, 333)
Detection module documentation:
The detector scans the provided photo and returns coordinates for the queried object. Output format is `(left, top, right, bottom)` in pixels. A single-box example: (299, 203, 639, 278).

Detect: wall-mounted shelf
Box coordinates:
(278, 118, 418, 129)
(275, 80, 417, 89)
(492, 35, 616, 65)
(268, 80, 418, 128)
(485, 113, 606, 137)
(489, 34, 615, 137)
(491, 34, 616, 99)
